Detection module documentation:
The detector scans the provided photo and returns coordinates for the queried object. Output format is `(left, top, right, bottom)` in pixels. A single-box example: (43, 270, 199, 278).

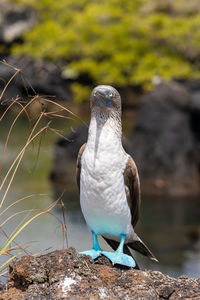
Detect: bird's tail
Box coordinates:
(127, 235, 158, 262)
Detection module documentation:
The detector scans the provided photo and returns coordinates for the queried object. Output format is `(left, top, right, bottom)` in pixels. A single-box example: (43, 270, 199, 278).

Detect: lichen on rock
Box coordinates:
(0, 247, 199, 299)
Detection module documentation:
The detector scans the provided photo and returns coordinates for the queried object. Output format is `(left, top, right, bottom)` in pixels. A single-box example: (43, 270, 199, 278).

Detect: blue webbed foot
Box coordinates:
(80, 249, 102, 260)
(80, 231, 102, 260)
(102, 234, 136, 268)
(102, 251, 136, 268)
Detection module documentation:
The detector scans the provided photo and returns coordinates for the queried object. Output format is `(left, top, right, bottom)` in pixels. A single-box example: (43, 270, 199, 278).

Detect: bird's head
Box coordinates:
(90, 85, 121, 112)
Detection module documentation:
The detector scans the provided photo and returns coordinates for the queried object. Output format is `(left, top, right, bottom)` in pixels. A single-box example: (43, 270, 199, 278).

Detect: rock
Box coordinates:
(0, 2, 71, 108)
(0, 56, 72, 109)
(0, 0, 71, 107)
(130, 81, 200, 196)
(0, 0, 36, 44)
(0, 283, 4, 292)
(0, 247, 199, 299)
(50, 124, 88, 189)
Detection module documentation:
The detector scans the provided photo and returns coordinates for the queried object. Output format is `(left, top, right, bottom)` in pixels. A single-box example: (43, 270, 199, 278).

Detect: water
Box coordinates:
(0, 116, 199, 281)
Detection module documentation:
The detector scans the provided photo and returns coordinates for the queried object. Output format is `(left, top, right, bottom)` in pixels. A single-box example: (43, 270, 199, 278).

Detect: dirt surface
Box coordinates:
(0, 247, 199, 299)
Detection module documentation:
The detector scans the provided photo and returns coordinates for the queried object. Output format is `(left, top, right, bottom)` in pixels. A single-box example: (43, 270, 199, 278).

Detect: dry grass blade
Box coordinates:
(0, 194, 47, 217)
(61, 200, 68, 249)
(44, 191, 68, 249)
(31, 123, 47, 172)
(1, 231, 34, 256)
(49, 127, 70, 141)
(42, 97, 87, 126)
(0, 95, 42, 173)
(0, 209, 37, 227)
(0, 60, 74, 278)
(0, 96, 20, 121)
(0, 116, 49, 208)
(0, 250, 23, 275)
(0, 242, 31, 257)
(46, 209, 68, 249)
(43, 108, 65, 116)
(47, 114, 76, 121)
(0, 199, 60, 257)
(0, 60, 21, 102)
(33, 247, 52, 257)
(19, 68, 37, 96)
(0, 269, 8, 276)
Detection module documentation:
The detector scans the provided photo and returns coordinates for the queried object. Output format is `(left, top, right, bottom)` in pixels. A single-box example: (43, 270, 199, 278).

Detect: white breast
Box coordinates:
(80, 116, 134, 241)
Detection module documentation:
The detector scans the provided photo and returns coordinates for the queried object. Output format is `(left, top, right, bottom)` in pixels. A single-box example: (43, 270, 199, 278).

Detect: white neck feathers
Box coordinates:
(87, 109, 122, 148)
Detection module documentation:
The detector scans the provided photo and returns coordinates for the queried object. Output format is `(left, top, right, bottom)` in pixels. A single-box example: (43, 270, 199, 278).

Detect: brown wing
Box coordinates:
(123, 155, 141, 228)
(103, 156, 158, 262)
(76, 143, 86, 191)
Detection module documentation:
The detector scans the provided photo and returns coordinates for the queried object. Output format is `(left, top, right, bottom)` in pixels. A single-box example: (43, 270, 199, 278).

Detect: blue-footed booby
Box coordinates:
(76, 85, 157, 268)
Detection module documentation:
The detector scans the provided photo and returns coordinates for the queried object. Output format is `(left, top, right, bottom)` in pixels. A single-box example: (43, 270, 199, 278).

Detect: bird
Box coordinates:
(76, 85, 157, 268)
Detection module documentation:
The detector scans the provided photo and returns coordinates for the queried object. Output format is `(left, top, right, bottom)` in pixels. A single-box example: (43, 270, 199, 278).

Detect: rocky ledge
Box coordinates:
(0, 248, 199, 299)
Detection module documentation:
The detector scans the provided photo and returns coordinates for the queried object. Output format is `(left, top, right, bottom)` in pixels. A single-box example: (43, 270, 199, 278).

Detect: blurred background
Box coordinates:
(0, 0, 200, 279)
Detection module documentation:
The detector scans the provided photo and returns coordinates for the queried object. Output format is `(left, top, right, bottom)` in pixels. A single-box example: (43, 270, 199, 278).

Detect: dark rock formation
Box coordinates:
(0, 56, 72, 108)
(50, 124, 88, 188)
(130, 81, 200, 196)
(0, 0, 36, 44)
(0, 247, 199, 299)
(0, 2, 72, 107)
(0, 283, 4, 292)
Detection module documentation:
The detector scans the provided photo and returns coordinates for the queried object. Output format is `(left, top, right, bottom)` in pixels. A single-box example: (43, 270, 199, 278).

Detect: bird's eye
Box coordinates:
(109, 92, 113, 98)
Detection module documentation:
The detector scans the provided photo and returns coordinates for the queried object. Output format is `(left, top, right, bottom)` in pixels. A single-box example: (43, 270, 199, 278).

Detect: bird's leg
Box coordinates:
(102, 234, 136, 268)
(80, 231, 103, 259)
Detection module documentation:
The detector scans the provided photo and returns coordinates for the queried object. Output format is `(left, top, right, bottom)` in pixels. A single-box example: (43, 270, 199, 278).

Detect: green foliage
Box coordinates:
(8, 0, 200, 97)
(70, 82, 91, 103)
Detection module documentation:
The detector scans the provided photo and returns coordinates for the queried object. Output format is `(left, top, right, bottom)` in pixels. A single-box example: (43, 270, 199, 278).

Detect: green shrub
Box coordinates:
(7, 0, 200, 99)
